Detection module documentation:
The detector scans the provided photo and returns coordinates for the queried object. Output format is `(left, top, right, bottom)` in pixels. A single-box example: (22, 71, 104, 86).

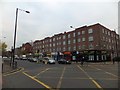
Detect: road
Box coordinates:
(2, 59, 119, 89)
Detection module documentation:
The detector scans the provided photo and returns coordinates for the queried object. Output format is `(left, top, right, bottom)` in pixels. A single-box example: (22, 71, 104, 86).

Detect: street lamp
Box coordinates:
(12, 8, 30, 67)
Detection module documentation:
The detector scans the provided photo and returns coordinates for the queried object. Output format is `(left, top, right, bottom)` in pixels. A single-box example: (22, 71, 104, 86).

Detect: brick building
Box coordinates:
(33, 23, 120, 61)
(21, 43, 33, 55)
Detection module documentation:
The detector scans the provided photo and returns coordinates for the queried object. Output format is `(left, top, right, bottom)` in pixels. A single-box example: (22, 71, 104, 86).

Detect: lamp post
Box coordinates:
(12, 8, 30, 68)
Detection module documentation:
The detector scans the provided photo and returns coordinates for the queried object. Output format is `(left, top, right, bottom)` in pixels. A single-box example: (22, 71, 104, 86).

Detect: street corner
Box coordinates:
(3, 67, 24, 76)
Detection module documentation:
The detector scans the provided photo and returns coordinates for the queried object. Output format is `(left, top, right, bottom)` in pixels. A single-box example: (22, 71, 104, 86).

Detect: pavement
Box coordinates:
(2, 58, 18, 73)
(2, 64, 12, 74)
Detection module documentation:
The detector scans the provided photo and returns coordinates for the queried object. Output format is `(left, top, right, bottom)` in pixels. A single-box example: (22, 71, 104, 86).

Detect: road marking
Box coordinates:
(77, 65, 103, 90)
(3, 67, 24, 76)
(105, 72, 118, 78)
(88, 65, 101, 70)
(57, 66, 66, 88)
(22, 71, 52, 89)
(37, 77, 117, 80)
(89, 65, 119, 78)
(33, 68, 50, 78)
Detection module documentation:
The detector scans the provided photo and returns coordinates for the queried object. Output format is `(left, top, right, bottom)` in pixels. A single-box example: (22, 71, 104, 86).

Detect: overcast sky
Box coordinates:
(0, 0, 119, 50)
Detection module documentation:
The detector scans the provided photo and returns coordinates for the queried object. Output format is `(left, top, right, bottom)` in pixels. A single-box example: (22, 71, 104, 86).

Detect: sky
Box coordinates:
(0, 0, 119, 51)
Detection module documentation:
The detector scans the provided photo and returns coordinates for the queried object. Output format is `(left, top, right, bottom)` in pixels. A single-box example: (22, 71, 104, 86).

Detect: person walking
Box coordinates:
(112, 58, 115, 64)
(81, 56, 85, 66)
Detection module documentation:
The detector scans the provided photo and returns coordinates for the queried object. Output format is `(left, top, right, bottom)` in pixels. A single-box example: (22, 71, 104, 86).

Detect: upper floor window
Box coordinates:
(82, 45, 86, 49)
(111, 34, 113, 37)
(109, 46, 111, 49)
(53, 48, 55, 52)
(78, 38, 81, 42)
(109, 39, 111, 43)
(53, 43, 55, 47)
(63, 41, 66, 45)
(73, 39, 76, 43)
(78, 32, 80, 35)
(105, 30, 107, 35)
(56, 37, 59, 40)
(49, 39, 52, 42)
(78, 45, 81, 49)
(63, 47, 66, 51)
(82, 31, 85, 34)
(103, 36, 105, 41)
(57, 48, 59, 51)
(59, 42, 61, 45)
(68, 34, 70, 38)
(53, 38, 55, 41)
(73, 32, 76, 37)
(102, 28, 104, 33)
(68, 47, 71, 51)
(68, 40, 71, 44)
(108, 31, 110, 36)
(82, 37, 85, 42)
(89, 44, 94, 49)
(106, 37, 108, 42)
(50, 44, 52, 47)
(59, 47, 61, 51)
(73, 46, 76, 50)
(89, 36, 93, 41)
(88, 28, 93, 34)
(59, 36, 61, 39)
(63, 35, 66, 39)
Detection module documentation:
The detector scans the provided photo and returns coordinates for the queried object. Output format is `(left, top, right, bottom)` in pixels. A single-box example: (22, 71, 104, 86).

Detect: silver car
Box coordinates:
(43, 57, 55, 64)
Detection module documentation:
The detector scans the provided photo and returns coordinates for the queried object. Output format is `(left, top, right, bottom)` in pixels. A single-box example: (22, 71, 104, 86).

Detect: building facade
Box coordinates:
(33, 23, 120, 61)
(21, 43, 33, 55)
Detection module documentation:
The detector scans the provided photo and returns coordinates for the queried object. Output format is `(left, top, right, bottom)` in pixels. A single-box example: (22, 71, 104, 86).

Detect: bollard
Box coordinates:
(12, 61, 17, 69)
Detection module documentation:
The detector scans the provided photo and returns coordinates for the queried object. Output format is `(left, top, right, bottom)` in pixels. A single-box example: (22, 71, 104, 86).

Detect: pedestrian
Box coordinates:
(81, 56, 85, 66)
(112, 58, 115, 64)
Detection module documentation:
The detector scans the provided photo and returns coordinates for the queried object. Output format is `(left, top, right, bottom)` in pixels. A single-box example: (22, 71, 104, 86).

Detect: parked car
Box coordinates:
(38, 58, 44, 62)
(21, 57, 28, 60)
(42, 57, 55, 64)
(28, 58, 37, 62)
(58, 59, 71, 64)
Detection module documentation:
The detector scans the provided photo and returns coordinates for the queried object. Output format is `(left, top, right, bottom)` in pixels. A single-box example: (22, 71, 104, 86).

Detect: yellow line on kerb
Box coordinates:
(22, 72, 52, 89)
(77, 65, 103, 90)
(3, 67, 24, 76)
